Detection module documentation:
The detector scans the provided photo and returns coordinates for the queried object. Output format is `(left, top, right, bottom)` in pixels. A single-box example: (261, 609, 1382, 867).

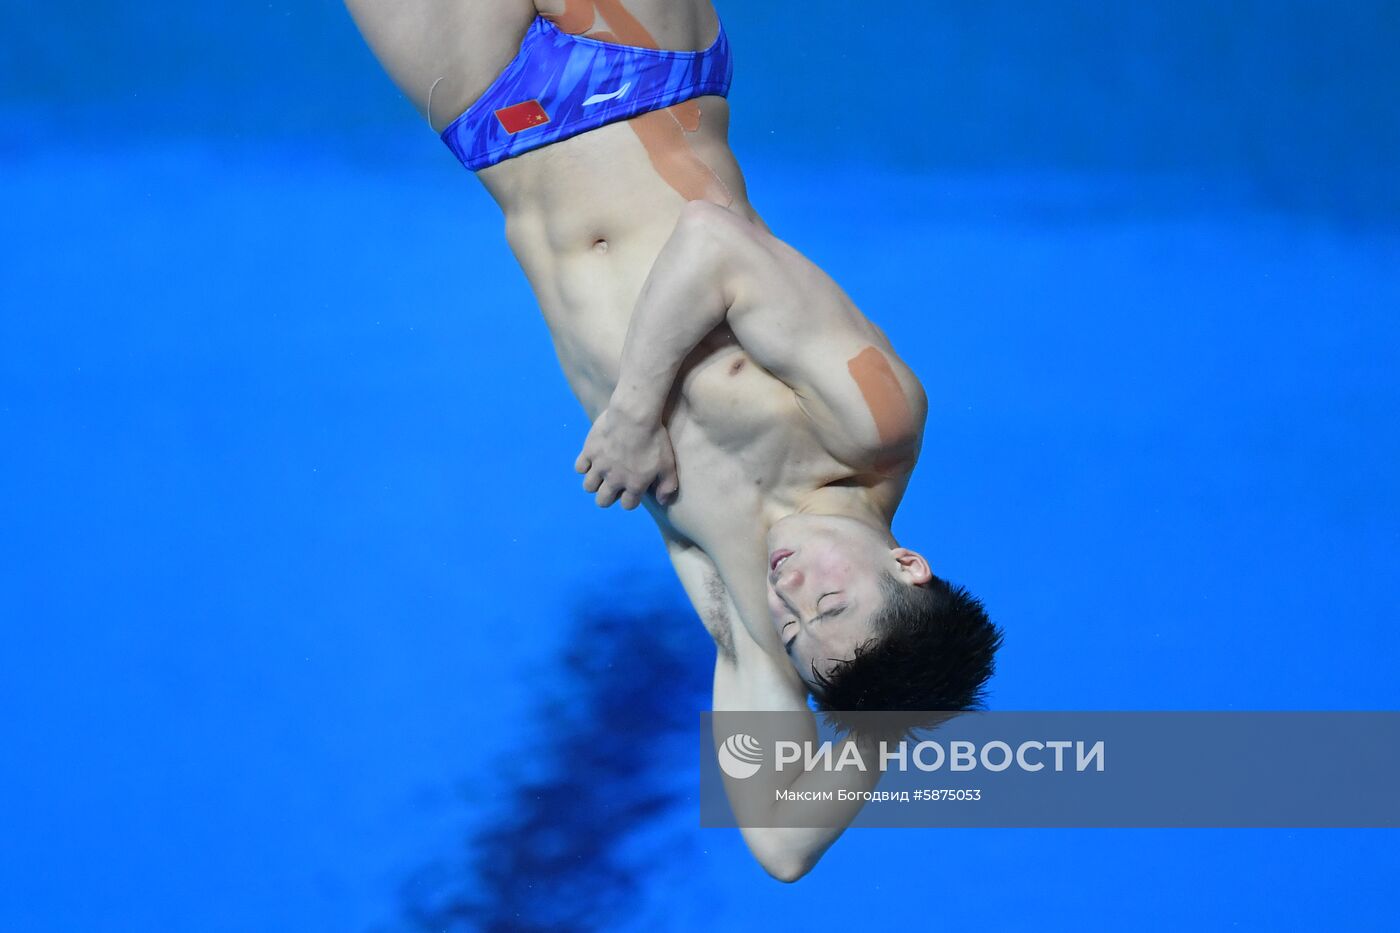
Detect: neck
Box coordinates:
(786, 485, 898, 546)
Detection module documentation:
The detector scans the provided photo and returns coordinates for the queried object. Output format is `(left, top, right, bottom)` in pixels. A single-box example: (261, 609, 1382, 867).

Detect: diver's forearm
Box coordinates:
(610, 203, 734, 423)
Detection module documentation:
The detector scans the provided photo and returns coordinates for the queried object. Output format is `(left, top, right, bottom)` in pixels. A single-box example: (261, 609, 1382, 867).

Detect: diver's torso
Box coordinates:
(474, 97, 856, 655)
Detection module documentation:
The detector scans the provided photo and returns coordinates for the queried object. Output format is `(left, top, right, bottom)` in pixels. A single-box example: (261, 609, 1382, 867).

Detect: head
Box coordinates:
(766, 514, 1002, 720)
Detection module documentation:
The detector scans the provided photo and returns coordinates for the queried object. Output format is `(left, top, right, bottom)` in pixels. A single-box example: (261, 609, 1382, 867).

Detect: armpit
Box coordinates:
(702, 571, 737, 663)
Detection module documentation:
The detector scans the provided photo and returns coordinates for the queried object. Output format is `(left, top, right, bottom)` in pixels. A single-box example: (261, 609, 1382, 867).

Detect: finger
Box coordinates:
(659, 461, 680, 498)
(619, 490, 642, 511)
(655, 475, 679, 505)
(574, 452, 591, 474)
(595, 484, 622, 509)
(582, 469, 604, 493)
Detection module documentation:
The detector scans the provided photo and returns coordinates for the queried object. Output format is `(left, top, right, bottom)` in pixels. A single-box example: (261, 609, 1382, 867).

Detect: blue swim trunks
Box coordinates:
(440, 16, 733, 172)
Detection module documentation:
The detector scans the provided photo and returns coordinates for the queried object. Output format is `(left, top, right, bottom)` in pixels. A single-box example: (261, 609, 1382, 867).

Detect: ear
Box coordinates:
(890, 548, 933, 586)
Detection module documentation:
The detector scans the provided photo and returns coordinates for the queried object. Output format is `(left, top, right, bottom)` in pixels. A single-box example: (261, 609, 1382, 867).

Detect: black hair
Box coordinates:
(810, 574, 1002, 736)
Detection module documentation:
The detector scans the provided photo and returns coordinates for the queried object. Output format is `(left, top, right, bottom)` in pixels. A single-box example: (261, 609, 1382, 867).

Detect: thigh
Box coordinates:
(536, 0, 720, 50)
(343, 0, 539, 129)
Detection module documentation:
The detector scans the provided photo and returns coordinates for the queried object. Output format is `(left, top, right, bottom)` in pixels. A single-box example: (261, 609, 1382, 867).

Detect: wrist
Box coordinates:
(608, 384, 664, 425)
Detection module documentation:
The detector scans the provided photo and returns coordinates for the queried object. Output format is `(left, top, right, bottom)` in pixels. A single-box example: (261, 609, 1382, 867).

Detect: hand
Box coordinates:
(575, 406, 679, 510)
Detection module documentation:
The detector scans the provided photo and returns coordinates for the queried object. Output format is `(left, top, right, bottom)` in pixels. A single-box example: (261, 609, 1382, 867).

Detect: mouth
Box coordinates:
(769, 549, 794, 572)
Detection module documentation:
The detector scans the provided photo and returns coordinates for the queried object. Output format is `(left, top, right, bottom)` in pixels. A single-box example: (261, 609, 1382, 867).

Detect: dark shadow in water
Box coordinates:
(398, 584, 712, 932)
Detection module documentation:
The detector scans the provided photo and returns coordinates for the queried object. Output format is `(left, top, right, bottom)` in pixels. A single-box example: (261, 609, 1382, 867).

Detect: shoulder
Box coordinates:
(844, 345, 927, 452)
(788, 340, 927, 475)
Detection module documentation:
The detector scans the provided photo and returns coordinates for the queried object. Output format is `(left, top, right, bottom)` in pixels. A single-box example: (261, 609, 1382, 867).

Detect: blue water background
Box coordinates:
(2, 2, 1398, 929)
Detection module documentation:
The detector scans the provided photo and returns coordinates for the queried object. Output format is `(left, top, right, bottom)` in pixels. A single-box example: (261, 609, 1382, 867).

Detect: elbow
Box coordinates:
(675, 198, 746, 248)
(749, 838, 817, 884)
(677, 197, 730, 228)
(764, 855, 815, 884)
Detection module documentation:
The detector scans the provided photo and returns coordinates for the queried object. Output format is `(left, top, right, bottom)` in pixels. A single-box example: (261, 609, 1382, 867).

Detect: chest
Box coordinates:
(658, 342, 839, 547)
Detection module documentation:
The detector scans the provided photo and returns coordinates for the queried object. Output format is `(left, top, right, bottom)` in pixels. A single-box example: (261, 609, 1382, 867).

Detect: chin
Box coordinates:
(767, 513, 798, 537)
(769, 512, 820, 542)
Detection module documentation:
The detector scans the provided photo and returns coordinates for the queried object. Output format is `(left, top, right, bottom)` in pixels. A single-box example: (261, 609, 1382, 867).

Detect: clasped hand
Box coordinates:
(575, 405, 679, 510)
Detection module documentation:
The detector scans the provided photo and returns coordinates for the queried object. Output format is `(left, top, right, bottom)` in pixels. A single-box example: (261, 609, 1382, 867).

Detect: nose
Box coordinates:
(772, 567, 803, 592)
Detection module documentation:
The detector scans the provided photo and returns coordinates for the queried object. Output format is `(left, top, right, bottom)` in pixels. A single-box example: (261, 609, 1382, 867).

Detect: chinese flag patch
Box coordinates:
(495, 100, 550, 134)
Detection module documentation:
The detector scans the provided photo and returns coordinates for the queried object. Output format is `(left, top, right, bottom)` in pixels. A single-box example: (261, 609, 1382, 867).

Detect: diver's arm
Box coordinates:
(708, 565, 878, 884)
(661, 534, 874, 882)
(575, 201, 740, 507)
(606, 201, 739, 426)
(601, 201, 925, 477)
(703, 204, 928, 472)
(712, 656, 879, 883)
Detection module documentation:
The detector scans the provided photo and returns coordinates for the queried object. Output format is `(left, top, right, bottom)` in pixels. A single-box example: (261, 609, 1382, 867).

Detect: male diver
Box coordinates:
(344, 0, 1001, 880)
